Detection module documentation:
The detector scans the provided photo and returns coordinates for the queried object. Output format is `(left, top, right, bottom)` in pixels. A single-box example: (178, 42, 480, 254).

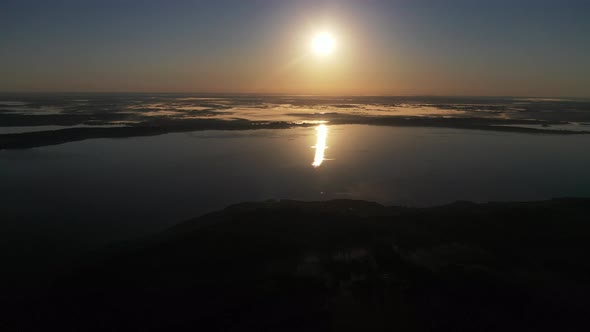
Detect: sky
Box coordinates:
(1, 0, 589, 96)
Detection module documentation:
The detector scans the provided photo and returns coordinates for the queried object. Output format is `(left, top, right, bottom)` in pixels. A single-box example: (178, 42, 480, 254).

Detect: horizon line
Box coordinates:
(0, 91, 589, 99)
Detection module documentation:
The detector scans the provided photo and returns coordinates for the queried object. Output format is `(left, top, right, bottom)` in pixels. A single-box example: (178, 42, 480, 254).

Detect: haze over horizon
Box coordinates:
(2, 0, 590, 97)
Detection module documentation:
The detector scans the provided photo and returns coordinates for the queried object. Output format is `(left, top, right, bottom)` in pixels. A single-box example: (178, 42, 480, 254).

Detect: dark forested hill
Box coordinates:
(5, 198, 590, 331)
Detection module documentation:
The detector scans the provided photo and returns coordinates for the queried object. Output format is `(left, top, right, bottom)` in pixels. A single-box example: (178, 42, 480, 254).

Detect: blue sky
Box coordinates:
(1, 0, 589, 96)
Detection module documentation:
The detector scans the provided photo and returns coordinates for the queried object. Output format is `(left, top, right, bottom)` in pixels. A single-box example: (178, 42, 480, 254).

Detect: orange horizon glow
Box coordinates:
(2, 2, 588, 98)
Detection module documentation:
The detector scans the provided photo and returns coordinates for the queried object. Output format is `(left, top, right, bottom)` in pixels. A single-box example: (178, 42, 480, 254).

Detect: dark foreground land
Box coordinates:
(3, 198, 590, 331)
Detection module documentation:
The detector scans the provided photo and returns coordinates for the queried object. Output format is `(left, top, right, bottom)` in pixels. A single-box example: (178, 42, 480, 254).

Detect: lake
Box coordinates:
(2, 124, 590, 260)
(2, 94, 590, 284)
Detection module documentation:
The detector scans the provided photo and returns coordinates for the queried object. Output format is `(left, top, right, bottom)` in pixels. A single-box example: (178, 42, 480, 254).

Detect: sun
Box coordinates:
(311, 32, 336, 56)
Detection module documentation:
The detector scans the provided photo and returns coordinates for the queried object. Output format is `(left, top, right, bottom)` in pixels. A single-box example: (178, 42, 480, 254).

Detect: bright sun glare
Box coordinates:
(311, 32, 336, 56)
(312, 124, 328, 167)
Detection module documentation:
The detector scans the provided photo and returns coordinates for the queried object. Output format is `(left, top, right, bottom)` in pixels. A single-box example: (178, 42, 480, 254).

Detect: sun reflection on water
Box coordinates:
(312, 124, 328, 167)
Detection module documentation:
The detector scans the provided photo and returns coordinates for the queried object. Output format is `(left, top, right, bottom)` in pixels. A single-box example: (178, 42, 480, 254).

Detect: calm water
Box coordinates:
(2, 124, 590, 281)
(3, 124, 590, 234)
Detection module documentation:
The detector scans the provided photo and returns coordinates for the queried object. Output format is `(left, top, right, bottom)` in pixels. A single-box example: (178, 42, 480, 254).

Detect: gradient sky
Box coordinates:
(1, 0, 589, 96)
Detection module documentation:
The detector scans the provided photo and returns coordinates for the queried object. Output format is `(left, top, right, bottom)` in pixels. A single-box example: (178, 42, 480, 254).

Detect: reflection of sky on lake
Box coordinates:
(2, 124, 590, 268)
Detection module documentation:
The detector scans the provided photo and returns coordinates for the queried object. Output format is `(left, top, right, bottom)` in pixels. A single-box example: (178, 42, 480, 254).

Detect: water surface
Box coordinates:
(2, 125, 590, 255)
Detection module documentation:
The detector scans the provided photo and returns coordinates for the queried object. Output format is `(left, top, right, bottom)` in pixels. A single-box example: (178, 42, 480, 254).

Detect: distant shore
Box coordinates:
(2, 116, 588, 150)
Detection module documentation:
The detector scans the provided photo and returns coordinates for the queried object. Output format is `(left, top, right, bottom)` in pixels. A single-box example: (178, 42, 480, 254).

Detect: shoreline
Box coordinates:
(2, 116, 588, 150)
